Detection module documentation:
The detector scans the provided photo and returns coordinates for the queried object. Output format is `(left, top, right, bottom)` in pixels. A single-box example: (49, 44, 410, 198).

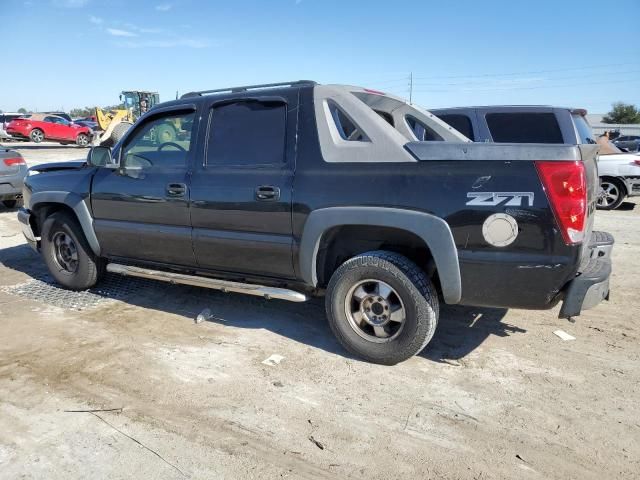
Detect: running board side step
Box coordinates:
(106, 263, 309, 303)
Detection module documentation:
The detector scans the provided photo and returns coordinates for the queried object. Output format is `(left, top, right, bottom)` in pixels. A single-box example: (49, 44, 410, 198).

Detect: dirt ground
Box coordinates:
(0, 142, 638, 479)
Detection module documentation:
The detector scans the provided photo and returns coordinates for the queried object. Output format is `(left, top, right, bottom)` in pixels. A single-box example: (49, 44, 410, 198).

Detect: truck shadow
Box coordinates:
(616, 201, 636, 211)
(0, 243, 523, 364)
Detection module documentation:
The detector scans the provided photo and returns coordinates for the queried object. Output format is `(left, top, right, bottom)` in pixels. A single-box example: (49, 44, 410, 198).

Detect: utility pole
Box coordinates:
(408, 72, 413, 104)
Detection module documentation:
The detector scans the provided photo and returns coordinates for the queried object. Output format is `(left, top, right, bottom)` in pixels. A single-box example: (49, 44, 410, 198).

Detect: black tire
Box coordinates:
(597, 177, 626, 210)
(110, 122, 132, 145)
(41, 211, 104, 290)
(30, 128, 44, 143)
(75, 133, 89, 147)
(155, 123, 176, 143)
(326, 251, 439, 365)
(2, 200, 17, 209)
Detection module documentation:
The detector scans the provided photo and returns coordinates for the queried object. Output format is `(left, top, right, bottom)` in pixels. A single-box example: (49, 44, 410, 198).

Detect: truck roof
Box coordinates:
(152, 80, 472, 144)
(430, 105, 588, 116)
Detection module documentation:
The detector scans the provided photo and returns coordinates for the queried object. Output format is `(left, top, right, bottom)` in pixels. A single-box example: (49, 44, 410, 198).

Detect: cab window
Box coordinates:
(121, 111, 195, 172)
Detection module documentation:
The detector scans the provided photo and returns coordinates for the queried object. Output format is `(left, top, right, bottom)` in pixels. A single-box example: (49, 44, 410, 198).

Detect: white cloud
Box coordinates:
(116, 37, 212, 49)
(106, 28, 137, 37)
(155, 3, 171, 11)
(52, 0, 89, 7)
(89, 15, 103, 24)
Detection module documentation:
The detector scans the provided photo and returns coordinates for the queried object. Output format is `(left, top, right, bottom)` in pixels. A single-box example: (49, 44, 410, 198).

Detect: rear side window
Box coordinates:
(435, 114, 475, 141)
(485, 112, 563, 143)
(572, 114, 596, 144)
(405, 115, 443, 141)
(328, 102, 366, 141)
(207, 100, 287, 166)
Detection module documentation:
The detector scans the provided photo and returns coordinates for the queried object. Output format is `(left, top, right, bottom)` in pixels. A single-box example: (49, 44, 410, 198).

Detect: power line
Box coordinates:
(412, 62, 640, 80)
(412, 69, 640, 87)
(411, 78, 640, 94)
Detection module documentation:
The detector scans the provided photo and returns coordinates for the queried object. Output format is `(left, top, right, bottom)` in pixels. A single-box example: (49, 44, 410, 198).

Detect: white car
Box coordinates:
(597, 149, 640, 210)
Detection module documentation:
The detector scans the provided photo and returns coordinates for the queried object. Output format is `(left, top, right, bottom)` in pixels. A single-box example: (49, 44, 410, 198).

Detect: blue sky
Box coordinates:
(2, 0, 639, 113)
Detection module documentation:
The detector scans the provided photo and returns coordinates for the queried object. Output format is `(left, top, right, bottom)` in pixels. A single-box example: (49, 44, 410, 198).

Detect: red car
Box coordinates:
(7, 113, 91, 146)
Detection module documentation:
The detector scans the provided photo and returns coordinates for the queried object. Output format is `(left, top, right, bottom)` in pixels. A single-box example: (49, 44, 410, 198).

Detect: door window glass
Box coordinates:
(206, 101, 287, 166)
(121, 111, 195, 171)
(485, 112, 563, 143)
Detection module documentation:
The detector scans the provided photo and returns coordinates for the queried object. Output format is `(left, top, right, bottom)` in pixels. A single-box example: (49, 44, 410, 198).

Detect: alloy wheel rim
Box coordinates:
(52, 232, 79, 273)
(33, 131, 43, 141)
(344, 279, 406, 343)
(598, 182, 619, 207)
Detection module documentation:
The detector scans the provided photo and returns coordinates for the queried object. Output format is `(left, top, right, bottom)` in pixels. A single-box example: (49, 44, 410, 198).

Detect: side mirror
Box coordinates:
(87, 146, 118, 168)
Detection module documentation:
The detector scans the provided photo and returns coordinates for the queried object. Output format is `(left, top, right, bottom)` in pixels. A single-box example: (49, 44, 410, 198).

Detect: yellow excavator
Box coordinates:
(93, 90, 160, 146)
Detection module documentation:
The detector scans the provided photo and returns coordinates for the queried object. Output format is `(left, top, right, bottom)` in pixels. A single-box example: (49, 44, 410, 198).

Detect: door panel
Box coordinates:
(91, 108, 199, 266)
(42, 118, 62, 139)
(190, 95, 296, 278)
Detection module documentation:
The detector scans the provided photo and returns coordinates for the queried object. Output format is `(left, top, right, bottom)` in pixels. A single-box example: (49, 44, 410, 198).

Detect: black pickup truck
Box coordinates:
(18, 81, 613, 364)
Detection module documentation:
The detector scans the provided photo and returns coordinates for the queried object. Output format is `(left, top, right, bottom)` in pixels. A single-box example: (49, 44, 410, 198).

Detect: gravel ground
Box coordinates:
(0, 143, 638, 479)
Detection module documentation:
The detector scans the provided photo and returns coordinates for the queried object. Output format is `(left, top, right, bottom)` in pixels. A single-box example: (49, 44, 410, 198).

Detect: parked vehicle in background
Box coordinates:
(429, 106, 594, 144)
(0, 112, 24, 140)
(6, 114, 91, 146)
(73, 118, 98, 130)
(595, 137, 640, 209)
(18, 81, 612, 365)
(43, 111, 73, 123)
(0, 147, 27, 208)
(612, 135, 640, 152)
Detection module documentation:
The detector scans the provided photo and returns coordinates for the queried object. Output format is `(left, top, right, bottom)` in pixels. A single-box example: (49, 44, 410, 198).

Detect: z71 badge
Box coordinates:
(466, 192, 534, 207)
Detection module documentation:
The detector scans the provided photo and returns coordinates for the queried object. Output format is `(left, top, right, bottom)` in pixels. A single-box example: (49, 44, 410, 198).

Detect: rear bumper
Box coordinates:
(17, 207, 39, 251)
(6, 128, 28, 138)
(558, 231, 613, 319)
(0, 170, 27, 200)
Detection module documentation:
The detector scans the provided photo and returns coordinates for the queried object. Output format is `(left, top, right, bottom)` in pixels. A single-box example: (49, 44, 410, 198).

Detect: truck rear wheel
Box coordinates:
(326, 251, 439, 365)
(41, 211, 104, 290)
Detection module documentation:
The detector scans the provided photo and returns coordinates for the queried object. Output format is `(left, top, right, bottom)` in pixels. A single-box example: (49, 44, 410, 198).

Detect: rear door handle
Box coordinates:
(166, 183, 187, 197)
(255, 185, 280, 201)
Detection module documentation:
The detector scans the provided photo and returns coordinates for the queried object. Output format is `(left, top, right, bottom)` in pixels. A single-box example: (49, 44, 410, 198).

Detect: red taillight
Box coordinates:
(535, 160, 587, 245)
(3, 157, 26, 167)
(633, 159, 640, 166)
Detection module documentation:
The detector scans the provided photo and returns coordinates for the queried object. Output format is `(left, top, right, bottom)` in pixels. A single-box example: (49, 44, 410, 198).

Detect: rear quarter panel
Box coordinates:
(293, 92, 582, 309)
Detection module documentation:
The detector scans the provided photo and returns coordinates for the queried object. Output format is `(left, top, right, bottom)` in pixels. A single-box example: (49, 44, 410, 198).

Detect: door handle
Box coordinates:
(255, 185, 280, 201)
(166, 183, 187, 197)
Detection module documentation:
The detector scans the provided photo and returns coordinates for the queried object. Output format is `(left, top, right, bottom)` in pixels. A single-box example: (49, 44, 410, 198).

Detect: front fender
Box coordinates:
(30, 191, 101, 256)
(299, 207, 461, 304)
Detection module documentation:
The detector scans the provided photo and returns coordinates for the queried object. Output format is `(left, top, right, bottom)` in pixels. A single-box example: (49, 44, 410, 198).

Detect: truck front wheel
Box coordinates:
(41, 211, 104, 290)
(326, 251, 439, 365)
